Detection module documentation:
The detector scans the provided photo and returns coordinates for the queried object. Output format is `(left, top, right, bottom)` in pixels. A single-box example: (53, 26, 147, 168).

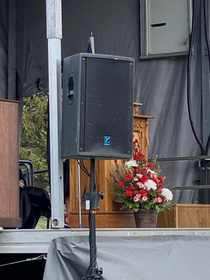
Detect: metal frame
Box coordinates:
(46, 0, 64, 228)
(19, 159, 34, 186)
(1, 228, 210, 254)
(151, 155, 210, 190)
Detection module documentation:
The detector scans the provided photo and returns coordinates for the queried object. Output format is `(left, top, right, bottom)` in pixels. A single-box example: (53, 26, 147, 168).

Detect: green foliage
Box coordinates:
(36, 216, 51, 229)
(19, 93, 49, 190)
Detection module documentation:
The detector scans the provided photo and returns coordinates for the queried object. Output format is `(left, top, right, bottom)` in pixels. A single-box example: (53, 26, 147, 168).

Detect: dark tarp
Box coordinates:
(43, 234, 210, 280)
(0, 0, 210, 202)
(0, 0, 48, 100)
(0, 0, 9, 98)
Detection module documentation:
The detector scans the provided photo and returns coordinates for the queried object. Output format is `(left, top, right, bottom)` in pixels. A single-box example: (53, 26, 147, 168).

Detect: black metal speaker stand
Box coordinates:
(82, 158, 103, 280)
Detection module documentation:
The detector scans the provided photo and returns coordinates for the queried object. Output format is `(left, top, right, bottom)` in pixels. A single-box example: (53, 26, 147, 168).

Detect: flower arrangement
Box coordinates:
(109, 139, 173, 213)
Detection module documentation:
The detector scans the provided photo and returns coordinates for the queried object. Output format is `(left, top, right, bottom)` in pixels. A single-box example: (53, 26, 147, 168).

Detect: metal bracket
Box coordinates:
(83, 188, 104, 210)
(199, 160, 210, 171)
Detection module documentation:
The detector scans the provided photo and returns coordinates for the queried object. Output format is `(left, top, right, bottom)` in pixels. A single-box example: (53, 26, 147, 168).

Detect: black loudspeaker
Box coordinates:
(61, 53, 134, 159)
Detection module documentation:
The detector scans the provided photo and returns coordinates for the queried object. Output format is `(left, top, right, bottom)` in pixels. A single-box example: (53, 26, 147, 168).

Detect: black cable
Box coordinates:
(203, 0, 210, 154)
(187, 0, 206, 155)
(36, 78, 41, 92)
(0, 254, 47, 267)
(81, 160, 90, 176)
(78, 159, 90, 177)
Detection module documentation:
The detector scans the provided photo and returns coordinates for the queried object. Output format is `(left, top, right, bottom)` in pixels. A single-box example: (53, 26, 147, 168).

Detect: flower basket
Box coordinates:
(134, 209, 158, 228)
(108, 139, 173, 228)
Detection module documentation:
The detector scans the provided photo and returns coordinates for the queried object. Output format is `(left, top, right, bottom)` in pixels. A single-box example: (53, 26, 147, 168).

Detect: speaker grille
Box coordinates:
(82, 57, 132, 155)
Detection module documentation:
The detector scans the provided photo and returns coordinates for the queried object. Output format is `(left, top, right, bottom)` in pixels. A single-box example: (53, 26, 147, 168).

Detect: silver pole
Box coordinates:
(78, 160, 82, 227)
(46, 0, 64, 228)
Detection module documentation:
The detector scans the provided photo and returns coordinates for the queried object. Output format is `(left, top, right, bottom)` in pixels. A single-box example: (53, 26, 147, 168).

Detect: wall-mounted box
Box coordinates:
(140, 0, 192, 59)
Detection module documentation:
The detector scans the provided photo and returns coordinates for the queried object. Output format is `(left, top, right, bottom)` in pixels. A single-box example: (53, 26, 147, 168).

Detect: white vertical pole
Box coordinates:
(78, 160, 82, 227)
(46, 0, 64, 228)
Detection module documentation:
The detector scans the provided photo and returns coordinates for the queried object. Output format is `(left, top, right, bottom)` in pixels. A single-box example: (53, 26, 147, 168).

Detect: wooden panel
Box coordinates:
(0, 99, 21, 227)
(69, 211, 136, 228)
(157, 208, 175, 228)
(68, 104, 154, 228)
(157, 204, 210, 228)
(69, 159, 120, 214)
(0, 217, 22, 228)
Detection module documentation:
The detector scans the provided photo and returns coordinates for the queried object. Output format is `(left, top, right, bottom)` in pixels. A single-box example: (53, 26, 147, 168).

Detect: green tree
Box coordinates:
(19, 92, 49, 190)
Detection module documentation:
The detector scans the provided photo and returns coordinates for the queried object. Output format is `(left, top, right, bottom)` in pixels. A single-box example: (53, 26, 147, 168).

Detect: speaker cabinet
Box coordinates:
(61, 53, 134, 159)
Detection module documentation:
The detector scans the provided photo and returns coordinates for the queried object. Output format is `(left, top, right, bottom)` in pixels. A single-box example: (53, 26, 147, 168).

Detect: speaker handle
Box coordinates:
(67, 76, 74, 105)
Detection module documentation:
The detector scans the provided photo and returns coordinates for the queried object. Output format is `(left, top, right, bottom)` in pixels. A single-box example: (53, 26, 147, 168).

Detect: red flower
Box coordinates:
(140, 190, 147, 196)
(140, 175, 149, 183)
(134, 168, 139, 173)
(152, 178, 158, 184)
(157, 176, 164, 183)
(124, 173, 132, 180)
(119, 181, 125, 187)
(141, 166, 147, 171)
(155, 197, 162, 203)
(125, 190, 133, 197)
(134, 154, 140, 161)
(148, 163, 155, 169)
(139, 152, 146, 158)
(127, 186, 136, 191)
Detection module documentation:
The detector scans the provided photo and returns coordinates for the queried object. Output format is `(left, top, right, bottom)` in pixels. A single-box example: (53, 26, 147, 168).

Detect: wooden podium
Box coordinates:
(0, 99, 22, 228)
(68, 104, 154, 228)
(157, 204, 210, 228)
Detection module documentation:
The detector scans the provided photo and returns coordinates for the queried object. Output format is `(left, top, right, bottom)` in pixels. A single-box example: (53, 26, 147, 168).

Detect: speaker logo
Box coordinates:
(104, 136, 111, 146)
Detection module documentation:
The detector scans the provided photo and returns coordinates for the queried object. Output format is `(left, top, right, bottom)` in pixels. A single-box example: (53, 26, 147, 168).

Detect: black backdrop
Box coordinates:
(0, 0, 209, 203)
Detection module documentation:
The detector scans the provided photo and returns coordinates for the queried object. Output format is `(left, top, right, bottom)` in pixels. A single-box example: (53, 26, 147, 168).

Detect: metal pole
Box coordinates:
(89, 158, 97, 276)
(78, 160, 82, 227)
(46, 0, 64, 228)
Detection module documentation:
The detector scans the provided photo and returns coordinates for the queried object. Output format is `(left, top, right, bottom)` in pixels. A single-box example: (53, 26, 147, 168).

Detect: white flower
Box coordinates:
(144, 179, 157, 190)
(125, 160, 138, 168)
(161, 188, 173, 201)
